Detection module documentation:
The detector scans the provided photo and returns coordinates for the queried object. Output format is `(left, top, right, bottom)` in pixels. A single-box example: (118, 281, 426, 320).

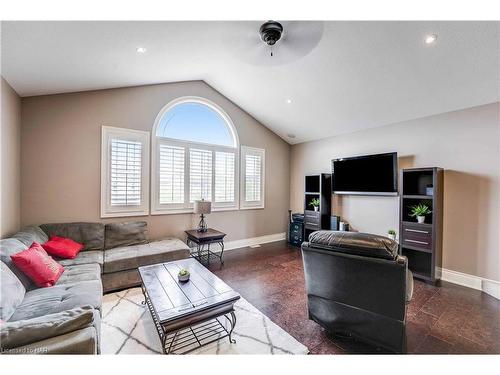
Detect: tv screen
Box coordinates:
(332, 152, 398, 195)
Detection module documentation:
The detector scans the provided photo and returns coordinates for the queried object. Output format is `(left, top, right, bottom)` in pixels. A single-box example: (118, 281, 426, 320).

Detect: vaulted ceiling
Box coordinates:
(2, 21, 499, 144)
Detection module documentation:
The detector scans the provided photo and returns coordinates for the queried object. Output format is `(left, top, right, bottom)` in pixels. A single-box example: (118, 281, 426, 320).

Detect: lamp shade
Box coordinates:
(194, 200, 212, 214)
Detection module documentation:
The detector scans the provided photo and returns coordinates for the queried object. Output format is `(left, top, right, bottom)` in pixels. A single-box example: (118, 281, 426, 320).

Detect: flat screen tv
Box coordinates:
(332, 152, 398, 195)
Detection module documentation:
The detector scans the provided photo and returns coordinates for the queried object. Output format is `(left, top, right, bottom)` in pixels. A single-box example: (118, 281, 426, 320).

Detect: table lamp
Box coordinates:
(194, 199, 211, 232)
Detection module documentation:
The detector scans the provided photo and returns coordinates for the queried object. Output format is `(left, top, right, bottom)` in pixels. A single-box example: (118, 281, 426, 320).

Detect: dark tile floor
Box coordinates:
(207, 241, 500, 354)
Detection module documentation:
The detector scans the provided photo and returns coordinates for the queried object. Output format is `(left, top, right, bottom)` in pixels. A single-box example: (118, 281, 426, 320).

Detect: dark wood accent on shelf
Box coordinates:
(303, 174, 332, 240)
(400, 167, 443, 284)
(185, 228, 226, 241)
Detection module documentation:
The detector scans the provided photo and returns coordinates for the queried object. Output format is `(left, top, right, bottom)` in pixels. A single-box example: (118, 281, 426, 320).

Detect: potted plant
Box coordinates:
(178, 268, 190, 282)
(409, 203, 432, 224)
(309, 198, 320, 212)
(388, 229, 396, 241)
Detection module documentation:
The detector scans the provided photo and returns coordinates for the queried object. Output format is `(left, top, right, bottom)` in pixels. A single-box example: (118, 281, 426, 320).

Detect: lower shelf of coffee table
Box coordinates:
(141, 284, 236, 354)
(164, 317, 234, 354)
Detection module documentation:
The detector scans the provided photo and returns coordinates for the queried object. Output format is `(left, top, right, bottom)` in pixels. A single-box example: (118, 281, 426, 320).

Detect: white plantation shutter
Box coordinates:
(245, 154, 261, 201)
(159, 145, 185, 204)
(241, 146, 265, 209)
(189, 149, 212, 202)
(101, 126, 149, 218)
(110, 139, 142, 206)
(215, 151, 235, 203)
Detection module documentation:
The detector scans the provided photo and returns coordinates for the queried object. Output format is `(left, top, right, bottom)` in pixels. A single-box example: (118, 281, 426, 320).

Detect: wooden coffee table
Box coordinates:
(138, 258, 240, 354)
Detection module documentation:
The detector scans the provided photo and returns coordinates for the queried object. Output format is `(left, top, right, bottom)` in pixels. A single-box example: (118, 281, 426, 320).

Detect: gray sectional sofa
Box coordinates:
(0, 221, 190, 354)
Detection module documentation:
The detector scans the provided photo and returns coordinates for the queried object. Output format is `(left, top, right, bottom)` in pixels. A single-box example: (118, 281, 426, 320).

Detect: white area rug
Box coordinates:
(101, 287, 308, 354)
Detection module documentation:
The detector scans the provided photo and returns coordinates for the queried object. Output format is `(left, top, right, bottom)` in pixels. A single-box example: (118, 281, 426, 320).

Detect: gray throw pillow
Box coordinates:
(0, 262, 26, 321)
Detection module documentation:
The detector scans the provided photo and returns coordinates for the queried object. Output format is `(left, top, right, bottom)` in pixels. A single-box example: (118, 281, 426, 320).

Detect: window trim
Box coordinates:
(100, 126, 150, 218)
(240, 146, 265, 210)
(152, 96, 239, 148)
(151, 97, 240, 215)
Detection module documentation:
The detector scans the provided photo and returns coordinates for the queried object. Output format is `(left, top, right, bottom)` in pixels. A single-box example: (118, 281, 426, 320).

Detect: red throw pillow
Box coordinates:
(11, 242, 64, 287)
(42, 236, 83, 259)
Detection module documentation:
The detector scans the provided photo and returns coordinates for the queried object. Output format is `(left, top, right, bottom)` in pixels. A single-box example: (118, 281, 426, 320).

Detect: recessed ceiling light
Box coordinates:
(136, 47, 147, 54)
(287, 133, 296, 139)
(424, 34, 438, 45)
(286, 99, 292, 104)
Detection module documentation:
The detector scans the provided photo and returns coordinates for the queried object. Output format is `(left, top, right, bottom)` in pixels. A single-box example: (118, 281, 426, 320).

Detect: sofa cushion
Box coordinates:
(56, 250, 103, 269)
(10, 242, 65, 288)
(56, 263, 101, 286)
(0, 238, 32, 289)
(103, 238, 189, 274)
(39, 222, 105, 251)
(0, 262, 26, 321)
(308, 231, 398, 260)
(0, 305, 96, 350)
(104, 221, 149, 249)
(8, 280, 102, 322)
(12, 226, 49, 247)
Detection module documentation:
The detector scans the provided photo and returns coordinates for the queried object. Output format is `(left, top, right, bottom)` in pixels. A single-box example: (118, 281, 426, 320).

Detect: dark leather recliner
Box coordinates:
(301, 231, 413, 353)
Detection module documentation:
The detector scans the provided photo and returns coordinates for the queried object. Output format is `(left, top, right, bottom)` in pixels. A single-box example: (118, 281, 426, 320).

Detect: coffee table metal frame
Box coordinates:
(140, 284, 237, 355)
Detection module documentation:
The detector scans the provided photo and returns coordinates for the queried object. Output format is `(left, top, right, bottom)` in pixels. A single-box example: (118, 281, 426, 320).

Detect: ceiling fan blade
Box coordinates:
(223, 21, 324, 66)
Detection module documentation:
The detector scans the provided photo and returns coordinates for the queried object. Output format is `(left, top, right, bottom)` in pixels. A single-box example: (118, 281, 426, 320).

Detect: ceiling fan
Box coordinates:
(225, 21, 324, 66)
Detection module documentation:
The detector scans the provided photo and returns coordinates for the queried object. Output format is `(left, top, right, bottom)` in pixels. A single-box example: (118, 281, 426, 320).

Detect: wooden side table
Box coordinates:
(185, 228, 226, 266)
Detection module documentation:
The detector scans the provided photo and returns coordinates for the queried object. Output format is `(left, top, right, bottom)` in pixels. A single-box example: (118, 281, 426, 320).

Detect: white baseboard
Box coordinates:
(223, 232, 286, 251)
(439, 267, 500, 300)
(189, 232, 286, 254)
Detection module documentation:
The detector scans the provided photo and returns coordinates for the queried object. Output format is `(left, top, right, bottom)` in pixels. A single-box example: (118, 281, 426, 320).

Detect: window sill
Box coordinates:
(100, 210, 149, 219)
(239, 205, 265, 210)
(151, 206, 240, 216)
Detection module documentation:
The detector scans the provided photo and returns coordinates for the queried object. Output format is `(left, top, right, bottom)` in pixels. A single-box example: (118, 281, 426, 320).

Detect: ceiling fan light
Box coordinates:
(259, 21, 283, 46)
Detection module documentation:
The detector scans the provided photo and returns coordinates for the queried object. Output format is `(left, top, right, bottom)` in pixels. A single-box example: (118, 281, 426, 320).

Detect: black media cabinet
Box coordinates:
(399, 167, 443, 284)
(303, 174, 332, 241)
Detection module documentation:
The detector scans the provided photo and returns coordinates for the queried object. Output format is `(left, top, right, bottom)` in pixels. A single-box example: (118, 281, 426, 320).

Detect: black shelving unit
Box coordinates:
(304, 174, 332, 241)
(399, 168, 443, 284)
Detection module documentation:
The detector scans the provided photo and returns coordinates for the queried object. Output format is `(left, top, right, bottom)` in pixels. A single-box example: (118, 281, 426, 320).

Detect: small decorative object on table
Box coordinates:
(388, 229, 396, 241)
(194, 199, 211, 233)
(409, 203, 432, 224)
(309, 198, 320, 212)
(339, 221, 350, 231)
(426, 184, 434, 196)
(177, 268, 190, 282)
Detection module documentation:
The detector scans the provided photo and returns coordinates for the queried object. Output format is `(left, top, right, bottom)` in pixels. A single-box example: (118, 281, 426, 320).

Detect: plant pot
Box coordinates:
(313, 206, 319, 212)
(388, 234, 396, 241)
(417, 216, 425, 224)
(178, 273, 190, 282)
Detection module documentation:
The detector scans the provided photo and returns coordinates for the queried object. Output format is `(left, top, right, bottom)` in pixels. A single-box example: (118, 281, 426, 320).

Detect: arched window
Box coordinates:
(151, 97, 240, 213)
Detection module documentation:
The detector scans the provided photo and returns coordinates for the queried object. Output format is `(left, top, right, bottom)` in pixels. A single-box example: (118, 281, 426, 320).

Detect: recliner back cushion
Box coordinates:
(40, 222, 105, 251)
(0, 238, 32, 289)
(12, 226, 49, 247)
(308, 230, 398, 260)
(0, 262, 26, 321)
(104, 221, 149, 249)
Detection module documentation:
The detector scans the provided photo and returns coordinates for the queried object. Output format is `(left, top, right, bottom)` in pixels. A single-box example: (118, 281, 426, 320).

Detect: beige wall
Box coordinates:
(1, 77, 22, 238)
(21, 81, 290, 241)
(291, 102, 500, 281)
